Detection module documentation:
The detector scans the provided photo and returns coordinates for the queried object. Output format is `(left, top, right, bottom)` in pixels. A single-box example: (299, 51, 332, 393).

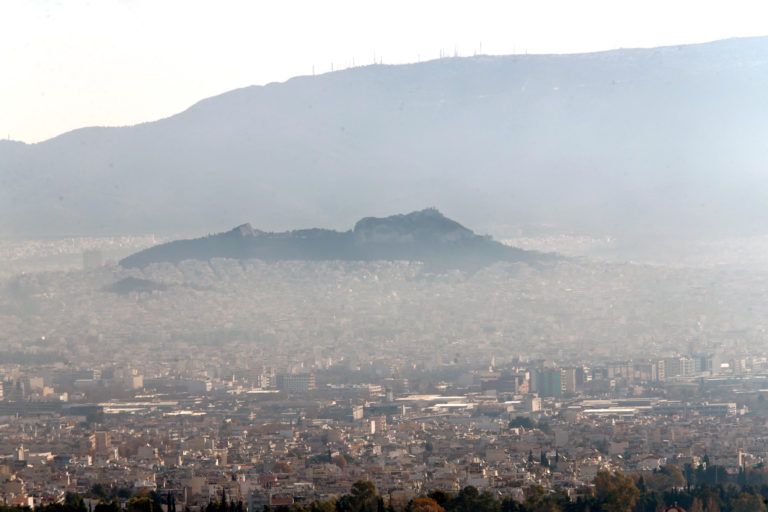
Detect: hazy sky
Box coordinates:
(2, 0, 766, 143)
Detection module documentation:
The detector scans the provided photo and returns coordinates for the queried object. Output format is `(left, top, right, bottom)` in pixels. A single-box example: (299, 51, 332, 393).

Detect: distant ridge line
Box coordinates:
(119, 209, 551, 271)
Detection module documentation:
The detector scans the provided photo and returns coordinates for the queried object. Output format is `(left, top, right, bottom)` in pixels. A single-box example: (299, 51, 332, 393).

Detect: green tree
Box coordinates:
(509, 416, 536, 430)
(65, 493, 86, 509)
(309, 500, 336, 512)
(448, 486, 499, 512)
(337, 481, 379, 512)
(128, 497, 154, 512)
(525, 485, 546, 508)
(594, 471, 640, 512)
(427, 491, 452, 508)
(663, 464, 686, 488)
(94, 501, 120, 512)
(633, 488, 663, 512)
(500, 497, 523, 512)
(91, 484, 109, 500)
(731, 492, 767, 512)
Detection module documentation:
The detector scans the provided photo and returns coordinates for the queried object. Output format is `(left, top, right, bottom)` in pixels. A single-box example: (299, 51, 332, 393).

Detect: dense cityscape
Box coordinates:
(3, 245, 768, 512)
(3, 4, 767, 512)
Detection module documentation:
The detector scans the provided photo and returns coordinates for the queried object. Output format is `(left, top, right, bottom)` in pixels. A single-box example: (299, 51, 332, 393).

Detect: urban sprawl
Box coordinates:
(3, 248, 768, 512)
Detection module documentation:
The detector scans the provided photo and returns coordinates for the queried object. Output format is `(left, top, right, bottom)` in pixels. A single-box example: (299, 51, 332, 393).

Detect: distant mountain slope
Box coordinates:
(119, 209, 543, 270)
(105, 277, 167, 295)
(3, 37, 768, 240)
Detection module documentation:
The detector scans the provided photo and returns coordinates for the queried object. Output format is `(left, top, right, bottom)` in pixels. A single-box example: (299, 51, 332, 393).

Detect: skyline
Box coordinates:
(2, 0, 767, 143)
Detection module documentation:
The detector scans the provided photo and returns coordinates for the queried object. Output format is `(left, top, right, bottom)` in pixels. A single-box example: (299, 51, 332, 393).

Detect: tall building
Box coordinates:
(523, 396, 542, 412)
(561, 368, 577, 394)
(693, 354, 714, 373)
(276, 373, 316, 393)
(480, 371, 529, 394)
(633, 362, 659, 381)
(91, 431, 111, 454)
(663, 357, 695, 378)
(536, 369, 562, 397)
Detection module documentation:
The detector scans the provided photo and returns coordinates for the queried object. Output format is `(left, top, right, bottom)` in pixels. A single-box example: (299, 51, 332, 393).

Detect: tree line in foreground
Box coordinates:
(6, 465, 768, 512)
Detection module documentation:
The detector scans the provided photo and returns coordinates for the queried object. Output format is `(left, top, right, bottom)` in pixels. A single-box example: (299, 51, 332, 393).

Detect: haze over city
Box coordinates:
(2, 3, 768, 512)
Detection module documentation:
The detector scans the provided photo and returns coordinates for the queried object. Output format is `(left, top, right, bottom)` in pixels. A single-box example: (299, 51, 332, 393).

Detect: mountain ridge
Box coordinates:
(3, 37, 768, 241)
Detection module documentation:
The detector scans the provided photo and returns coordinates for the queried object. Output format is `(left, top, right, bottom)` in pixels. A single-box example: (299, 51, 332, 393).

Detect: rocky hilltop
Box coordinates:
(119, 209, 545, 270)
